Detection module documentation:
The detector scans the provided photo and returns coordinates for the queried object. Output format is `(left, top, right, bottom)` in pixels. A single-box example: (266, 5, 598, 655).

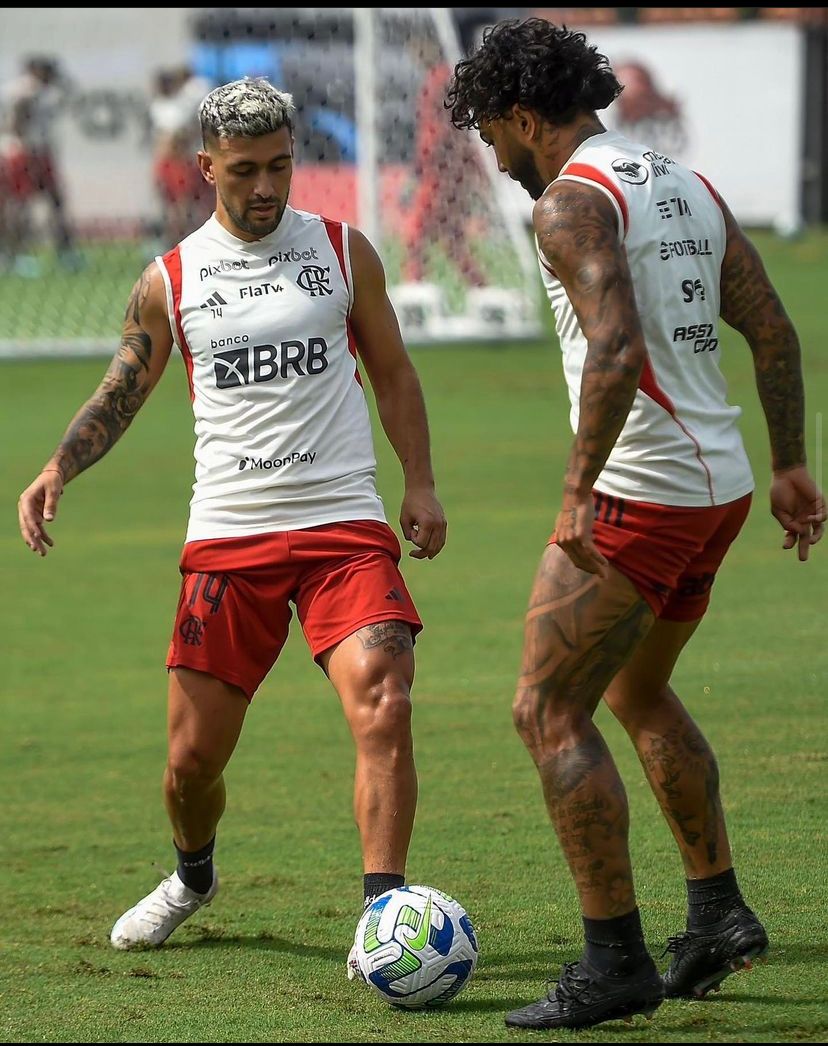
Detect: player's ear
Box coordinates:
(197, 150, 215, 185)
(511, 104, 539, 143)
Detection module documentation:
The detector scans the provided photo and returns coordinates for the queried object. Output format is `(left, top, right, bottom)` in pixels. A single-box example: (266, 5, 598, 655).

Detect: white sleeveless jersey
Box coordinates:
(156, 208, 386, 541)
(539, 130, 754, 507)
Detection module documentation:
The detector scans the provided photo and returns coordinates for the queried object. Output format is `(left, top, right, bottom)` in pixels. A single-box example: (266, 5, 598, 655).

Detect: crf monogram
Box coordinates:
(179, 615, 205, 646)
(297, 265, 333, 297)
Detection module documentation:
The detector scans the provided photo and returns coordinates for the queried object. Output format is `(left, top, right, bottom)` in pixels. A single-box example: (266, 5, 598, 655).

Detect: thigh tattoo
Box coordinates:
(357, 621, 413, 660)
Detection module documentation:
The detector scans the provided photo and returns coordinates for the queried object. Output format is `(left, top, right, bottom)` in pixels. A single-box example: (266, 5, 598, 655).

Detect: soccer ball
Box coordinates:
(353, 885, 479, 1008)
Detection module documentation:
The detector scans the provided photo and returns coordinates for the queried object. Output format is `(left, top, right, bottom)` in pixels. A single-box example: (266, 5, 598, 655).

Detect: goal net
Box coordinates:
(0, 7, 542, 357)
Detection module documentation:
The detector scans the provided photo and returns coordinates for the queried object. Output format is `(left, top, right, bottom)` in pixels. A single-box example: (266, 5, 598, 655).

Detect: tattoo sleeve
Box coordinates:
(534, 183, 646, 498)
(50, 266, 163, 482)
(719, 202, 805, 471)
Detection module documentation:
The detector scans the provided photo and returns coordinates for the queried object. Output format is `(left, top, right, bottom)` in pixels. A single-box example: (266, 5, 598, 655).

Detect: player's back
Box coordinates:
(539, 129, 753, 508)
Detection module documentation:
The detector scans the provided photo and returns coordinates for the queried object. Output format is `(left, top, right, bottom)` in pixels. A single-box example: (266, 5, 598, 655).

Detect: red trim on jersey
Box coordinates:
(694, 171, 722, 209)
(322, 216, 363, 387)
(561, 162, 629, 235)
(322, 216, 348, 288)
(638, 356, 716, 504)
(161, 246, 195, 401)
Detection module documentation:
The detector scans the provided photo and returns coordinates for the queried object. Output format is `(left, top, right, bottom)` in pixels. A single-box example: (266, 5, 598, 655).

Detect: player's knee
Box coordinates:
(606, 681, 675, 732)
(512, 686, 535, 741)
(513, 684, 582, 750)
(166, 745, 224, 791)
(353, 681, 413, 752)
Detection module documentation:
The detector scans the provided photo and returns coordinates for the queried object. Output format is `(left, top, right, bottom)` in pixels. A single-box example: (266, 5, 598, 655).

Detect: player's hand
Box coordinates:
(554, 491, 609, 578)
(18, 468, 64, 557)
(770, 465, 826, 561)
(400, 487, 447, 560)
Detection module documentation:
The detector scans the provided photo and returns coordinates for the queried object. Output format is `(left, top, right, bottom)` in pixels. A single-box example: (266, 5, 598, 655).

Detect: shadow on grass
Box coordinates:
(166, 931, 341, 961)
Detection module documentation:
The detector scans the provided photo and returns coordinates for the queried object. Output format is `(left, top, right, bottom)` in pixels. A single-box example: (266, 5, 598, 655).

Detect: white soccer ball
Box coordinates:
(353, 885, 479, 1008)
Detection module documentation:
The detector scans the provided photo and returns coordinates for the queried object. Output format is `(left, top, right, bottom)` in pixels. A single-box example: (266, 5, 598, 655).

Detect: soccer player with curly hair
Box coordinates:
(449, 17, 824, 1031)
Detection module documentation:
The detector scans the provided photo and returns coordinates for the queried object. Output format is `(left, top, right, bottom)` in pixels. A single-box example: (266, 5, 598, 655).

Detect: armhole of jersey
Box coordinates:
(694, 171, 722, 209)
(154, 255, 179, 351)
(342, 222, 355, 314)
(321, 216, 363, 387)
(693, 171, 727, 244)
(321, 215, 354, 314)
(556, 170, 627, 243)
(157, 246, 195, 402)
(535, 234, 558, 279)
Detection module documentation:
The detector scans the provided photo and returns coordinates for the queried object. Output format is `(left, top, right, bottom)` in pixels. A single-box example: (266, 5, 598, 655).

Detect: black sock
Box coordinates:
(363, 872, 405, 908)
(175, 836, 215, 895)
(583, 908, 651, 977)
(687, 867, 742, 928)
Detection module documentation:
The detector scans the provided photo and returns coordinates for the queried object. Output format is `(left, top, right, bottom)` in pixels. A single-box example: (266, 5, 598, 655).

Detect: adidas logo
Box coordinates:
(385, 587, 403, 602)
(200, 291, 228, 309)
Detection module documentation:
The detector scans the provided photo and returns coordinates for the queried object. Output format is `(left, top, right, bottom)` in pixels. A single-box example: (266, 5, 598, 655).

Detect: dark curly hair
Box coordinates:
(448, 18, 622, 130)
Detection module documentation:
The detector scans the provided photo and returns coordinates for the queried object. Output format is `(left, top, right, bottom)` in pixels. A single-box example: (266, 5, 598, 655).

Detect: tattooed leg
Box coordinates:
(321, 621, 417, 874)
(513, 544, 653, 918)
(604, 618, 732, 878)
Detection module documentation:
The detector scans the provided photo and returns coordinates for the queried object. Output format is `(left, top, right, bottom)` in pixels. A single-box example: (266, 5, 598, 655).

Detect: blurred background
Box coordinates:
(1, 6, 826, 351)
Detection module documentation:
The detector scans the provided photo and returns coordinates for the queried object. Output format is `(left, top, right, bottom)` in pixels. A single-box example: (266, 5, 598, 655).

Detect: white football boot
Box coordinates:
(110, 870, 219, 950)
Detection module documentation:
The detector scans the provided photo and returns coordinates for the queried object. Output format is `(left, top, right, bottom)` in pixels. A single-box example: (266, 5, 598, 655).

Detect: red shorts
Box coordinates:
(166, 520, 423, 698)
(552, 491, 752, 621)
(1, 147, 59, 199)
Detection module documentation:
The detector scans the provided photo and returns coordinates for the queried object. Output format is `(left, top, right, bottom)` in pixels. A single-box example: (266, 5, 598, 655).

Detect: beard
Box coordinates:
(509, 142, 548, 201)
(219, 187, 287, 238)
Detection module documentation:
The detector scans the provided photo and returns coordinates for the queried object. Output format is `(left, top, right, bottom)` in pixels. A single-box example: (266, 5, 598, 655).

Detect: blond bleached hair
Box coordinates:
(199, 77, 295, 144)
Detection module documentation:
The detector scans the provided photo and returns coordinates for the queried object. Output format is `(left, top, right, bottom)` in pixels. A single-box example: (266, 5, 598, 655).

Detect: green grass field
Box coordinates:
(2, 232, 827, 1043)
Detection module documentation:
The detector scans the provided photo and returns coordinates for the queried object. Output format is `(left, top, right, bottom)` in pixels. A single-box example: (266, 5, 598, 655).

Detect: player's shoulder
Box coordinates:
(289, 206, 351, 235)
(532, 175, 619, 229)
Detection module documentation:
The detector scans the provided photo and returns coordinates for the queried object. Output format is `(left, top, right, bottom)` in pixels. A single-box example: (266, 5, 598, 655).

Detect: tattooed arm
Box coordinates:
(18, 263, 173, 555)
(718, 200, 825, 559)
(534, 181, 646, 575)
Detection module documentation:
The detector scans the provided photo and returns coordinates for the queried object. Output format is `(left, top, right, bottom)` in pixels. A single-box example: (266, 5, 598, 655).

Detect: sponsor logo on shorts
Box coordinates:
(237, 450, 317, 471)
(677, 572, 715, 597)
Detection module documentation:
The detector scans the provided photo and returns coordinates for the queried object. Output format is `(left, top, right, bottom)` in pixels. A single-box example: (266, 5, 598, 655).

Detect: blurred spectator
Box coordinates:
(149, 66, 212, 248)
(0, 55, 82, 275)
(403, 32, 486, 287)
(613, 61, 688, 157)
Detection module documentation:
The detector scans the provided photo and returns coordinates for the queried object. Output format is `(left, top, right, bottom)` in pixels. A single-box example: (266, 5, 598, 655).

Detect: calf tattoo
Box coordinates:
(640, 721, 723, 868)
(539, 735, 634, 915)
